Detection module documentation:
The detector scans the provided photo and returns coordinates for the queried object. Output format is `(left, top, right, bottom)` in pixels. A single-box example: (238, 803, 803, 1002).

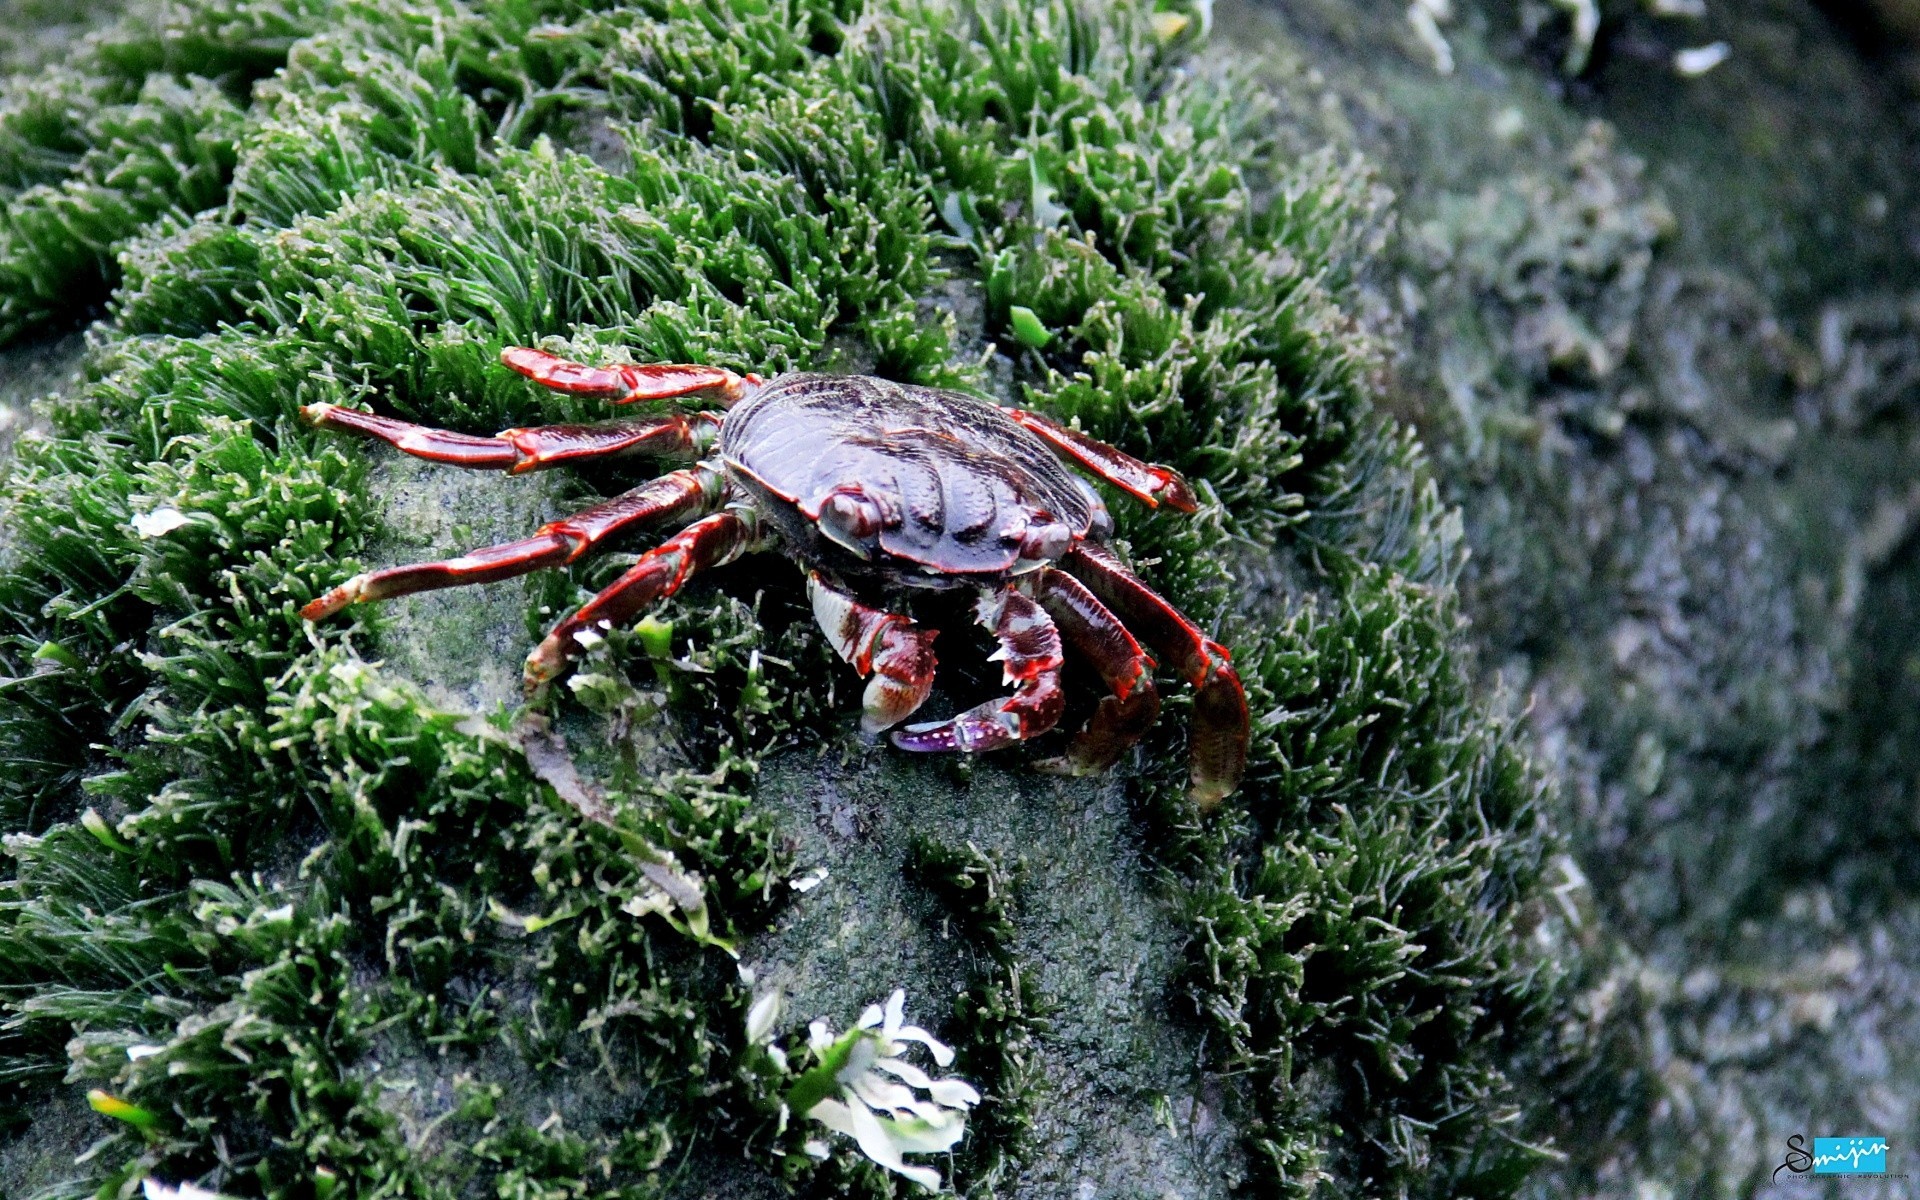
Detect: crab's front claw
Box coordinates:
(806, 572, 939, 734)
(892, 588, 1066, 757)
(892, 704, 1019, 754)
(860, 622, 938, 735)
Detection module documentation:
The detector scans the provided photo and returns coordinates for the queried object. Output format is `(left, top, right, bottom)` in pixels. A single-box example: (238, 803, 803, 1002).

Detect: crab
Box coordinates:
(300, 349, 1250, 803)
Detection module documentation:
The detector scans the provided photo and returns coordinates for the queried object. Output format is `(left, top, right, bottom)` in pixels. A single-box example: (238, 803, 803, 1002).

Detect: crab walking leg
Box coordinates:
(1003, 408, 1199, 512)
(501, 347, 762, 407)
(1061, 544, 1249, 806)
(301, 468, 723, 621)
(300, 403, 717, 474)
(524, 510, 758, 693)
(806, 573, 939, 733)
(892, 588, 1065, 755)
(1033, 569, 1161, 774)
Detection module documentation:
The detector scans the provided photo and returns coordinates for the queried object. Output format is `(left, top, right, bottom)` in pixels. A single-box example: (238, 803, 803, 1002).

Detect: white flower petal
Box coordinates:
(875, 1056, 935, 1090)
(884, 1109, 969, 1154)
(131, 508, 191, 539)
(790, 866, 829, 893)
(882, 988, 906, 1034)
(803, 1138, 830, 1159)
(849, 1072, 918, 1115)
(891, 1023, 956, 1067)
(142, 1182, 233, 1200)
(807, 1097, 859, 1137)
(808, 1019, 833, 1053)
(745, 991, 783, 1045)
(857, 1002, 885, 1030)
(927, 1077, 982, 1108)
(837, 1033, 879, 1083)
(847, 1095, 941, 1189)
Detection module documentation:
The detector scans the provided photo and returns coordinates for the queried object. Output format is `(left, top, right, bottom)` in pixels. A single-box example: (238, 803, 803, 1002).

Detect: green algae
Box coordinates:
(0, 0, 1561, 1194)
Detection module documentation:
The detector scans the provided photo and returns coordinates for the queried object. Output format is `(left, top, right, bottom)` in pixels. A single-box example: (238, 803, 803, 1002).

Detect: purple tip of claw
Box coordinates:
(890, 720, 961, 753)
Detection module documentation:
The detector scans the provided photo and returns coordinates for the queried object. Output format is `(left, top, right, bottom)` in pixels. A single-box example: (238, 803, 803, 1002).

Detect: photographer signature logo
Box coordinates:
(1773, 1135, 1893, 1181)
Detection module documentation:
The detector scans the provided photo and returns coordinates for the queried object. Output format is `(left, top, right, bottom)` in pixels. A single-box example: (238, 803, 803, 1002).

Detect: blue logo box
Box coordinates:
(1813, 1137, 1887, 1175)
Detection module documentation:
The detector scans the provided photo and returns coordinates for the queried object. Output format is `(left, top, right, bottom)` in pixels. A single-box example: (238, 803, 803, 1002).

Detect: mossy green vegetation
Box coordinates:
(0, 0, 1562, 1194)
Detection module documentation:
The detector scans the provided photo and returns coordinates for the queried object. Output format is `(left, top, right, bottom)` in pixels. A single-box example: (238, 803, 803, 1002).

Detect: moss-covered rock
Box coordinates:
(0, 0, 1626, 1196)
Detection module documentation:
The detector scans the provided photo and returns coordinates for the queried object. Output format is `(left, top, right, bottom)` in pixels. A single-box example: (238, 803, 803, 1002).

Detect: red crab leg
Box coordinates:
(501, 347, 762, 407)
(1061, 544, 1248, 806)
(301, 468, 723, 621)
(892, 587, 1065, 755)
(1034, 568, 1161, 775)
(1004, 408, 1198, 512)
(300, 403, 717, 474)
(524, 509, 758, 693)
(807, 573, 940, 733)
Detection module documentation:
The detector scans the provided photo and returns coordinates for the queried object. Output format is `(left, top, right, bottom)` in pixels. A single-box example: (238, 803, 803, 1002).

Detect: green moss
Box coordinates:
(0, 0, 1563, 1195)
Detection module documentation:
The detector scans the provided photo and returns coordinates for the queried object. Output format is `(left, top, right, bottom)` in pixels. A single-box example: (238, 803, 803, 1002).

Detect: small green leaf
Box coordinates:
(634, 616, 673, 659)
(88, 1089, 158, 1130)
(80, 808, 133, 854)
(31, 641, 81, 670)
(1009, 306, 1053, 349)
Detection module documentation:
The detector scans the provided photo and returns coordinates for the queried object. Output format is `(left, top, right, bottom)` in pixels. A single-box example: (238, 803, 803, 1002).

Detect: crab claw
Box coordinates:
(892, 705, 1020, 754)
(890, 588, 1065, 757)
(806, 573, 937, 733)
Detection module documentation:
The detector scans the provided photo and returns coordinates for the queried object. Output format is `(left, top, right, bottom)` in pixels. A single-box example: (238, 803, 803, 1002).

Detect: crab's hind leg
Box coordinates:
(525, 509, 760, 694)
(1004, 408, 1198, 512)
(501, 347, 761, 407)
(806, 573, 939, 734)
(1061, 544, 1248, 806)
(1033, 568, 1161, 775)
(892, 587, 1065, 755)
(302, 466, 723, 621)
(301, 403, 717, 474)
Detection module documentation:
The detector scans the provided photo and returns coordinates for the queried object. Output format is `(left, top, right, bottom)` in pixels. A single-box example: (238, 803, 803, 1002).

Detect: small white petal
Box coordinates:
(883, 1108, 969, 1154)
(849, 1072, 919, 1115)
(746, 992, 783, 1045)
(807, 1097, 859, 1137)
(891, 1023, 956, 1067)
(837, 1035, 879, 1084)
(875, 1056, 935, 1090)
(803, 1138, 831, 1159)
(847, 1095, 937, 1188)
(808, 1019, 833, 1052)
(790, 866, 829, 893)
(857, 1002, 885, 1030)
(882, 989, 906, 1034)
(142, 1183, 233, 1200)
(131, 508, 191, 539)
(1674, 41, 1730, 75)
(126, 1044, 164, 1061)
(928, 1077, 982, 1108)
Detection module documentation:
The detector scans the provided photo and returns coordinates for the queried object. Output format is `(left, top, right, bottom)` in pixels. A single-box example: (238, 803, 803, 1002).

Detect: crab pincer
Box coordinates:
(892, 589, 1066, 754)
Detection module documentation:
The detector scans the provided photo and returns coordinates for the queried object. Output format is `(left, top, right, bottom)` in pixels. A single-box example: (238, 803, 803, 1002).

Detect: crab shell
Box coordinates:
(719, 374, 1112, 587)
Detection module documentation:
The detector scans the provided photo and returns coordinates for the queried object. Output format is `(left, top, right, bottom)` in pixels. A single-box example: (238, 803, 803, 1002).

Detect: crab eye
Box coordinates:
(818, 488, 884, 558)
